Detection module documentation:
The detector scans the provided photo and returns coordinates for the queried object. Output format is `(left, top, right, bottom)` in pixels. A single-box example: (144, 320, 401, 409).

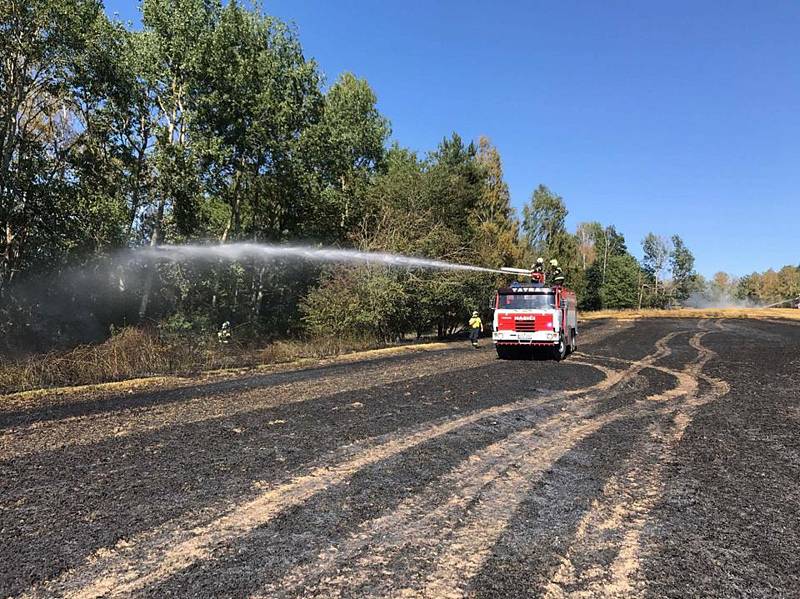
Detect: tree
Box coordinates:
(601, 254, 641, 309)
(732, 265, 800, 306)
(641, 233, 670, 294)
(760, 269, 782, 304)
(522, 185, 566, 255)
(136, 0, 220, 241)
(777, 266, 800, 303)
(133, 0, 221, 318)
(640, 233, 671, 306)
(520, 184, 580, 289)
(301, 265, 410, 342)
(0, 0, 120, 291)
(670, 234, 697, 303)
(473, 137, 512, 228)
(735, 273, 760, 303)
(305, 72, 390, 237)
(707, 271, 734, 303)
(319, 136, 524, 341)
(581, 261, 603, 310)
(581, 248, 641, 310)
(423, 133, 484, 235)
(576, 222, 602, 270)
(596, 225, 626, 285)
(470, 137, 524, 269)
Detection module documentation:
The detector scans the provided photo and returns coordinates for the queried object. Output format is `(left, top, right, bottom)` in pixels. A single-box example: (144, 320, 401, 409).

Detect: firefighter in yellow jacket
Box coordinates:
(468, 311, 483, 348)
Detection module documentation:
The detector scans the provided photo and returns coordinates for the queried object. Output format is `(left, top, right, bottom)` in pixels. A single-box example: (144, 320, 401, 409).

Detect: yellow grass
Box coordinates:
(580, 307, 800, 321)
(0, 338, 452, 402)
(1, 376, 188, 404)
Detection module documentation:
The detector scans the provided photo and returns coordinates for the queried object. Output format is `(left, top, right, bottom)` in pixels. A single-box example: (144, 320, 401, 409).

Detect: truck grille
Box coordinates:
(514, 320, 536, 332)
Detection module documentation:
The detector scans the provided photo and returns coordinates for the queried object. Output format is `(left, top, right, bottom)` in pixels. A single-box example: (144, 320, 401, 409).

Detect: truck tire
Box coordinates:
(554, 334, 567, 361)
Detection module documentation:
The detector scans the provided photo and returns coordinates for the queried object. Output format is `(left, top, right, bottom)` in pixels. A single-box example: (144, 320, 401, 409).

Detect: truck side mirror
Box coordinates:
(489, 294, 496, 309)
(560, 299, 567, 309)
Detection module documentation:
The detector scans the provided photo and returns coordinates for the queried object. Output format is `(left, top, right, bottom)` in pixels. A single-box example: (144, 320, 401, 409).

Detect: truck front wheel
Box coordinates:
(496, 345, 515, 360)
(554, 334, 567, 361)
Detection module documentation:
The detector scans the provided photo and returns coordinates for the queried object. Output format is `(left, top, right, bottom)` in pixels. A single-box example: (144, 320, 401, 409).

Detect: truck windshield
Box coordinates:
(498, 293, 555, 309)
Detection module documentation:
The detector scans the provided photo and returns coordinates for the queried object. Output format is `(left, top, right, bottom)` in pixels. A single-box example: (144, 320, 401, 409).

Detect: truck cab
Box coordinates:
(492, 281, 577, 360)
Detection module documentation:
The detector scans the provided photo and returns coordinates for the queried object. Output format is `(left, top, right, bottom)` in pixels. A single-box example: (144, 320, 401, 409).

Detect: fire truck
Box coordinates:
(491, 268, 578, 360)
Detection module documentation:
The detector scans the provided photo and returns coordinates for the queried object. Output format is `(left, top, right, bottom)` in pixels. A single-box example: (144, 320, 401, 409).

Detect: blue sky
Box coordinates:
(105, 1, 800, 277)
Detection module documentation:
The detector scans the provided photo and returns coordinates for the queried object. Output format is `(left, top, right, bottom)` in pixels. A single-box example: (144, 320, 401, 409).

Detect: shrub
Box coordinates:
(301, 266, 411, 342)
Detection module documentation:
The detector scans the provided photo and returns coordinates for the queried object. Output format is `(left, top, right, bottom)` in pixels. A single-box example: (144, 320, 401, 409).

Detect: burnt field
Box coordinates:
(2, 318, 799, 598)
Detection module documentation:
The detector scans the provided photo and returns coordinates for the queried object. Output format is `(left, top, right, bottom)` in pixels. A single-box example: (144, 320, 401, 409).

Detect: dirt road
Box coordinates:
(2, 318, 799, 598)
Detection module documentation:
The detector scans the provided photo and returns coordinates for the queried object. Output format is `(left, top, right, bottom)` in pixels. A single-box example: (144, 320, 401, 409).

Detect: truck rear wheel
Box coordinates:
(568, 328, 577, 354)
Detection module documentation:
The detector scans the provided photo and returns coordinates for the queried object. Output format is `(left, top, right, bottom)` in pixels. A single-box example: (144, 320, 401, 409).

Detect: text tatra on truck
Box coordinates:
(490, 258, 577, 361)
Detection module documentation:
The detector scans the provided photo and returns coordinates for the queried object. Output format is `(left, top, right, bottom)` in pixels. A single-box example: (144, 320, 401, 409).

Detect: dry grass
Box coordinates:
(11, 306, 795, 396)
(0, 328, 387, 396)
(244, 337, 387, 369)
(1, 328, 211, 395)
(580, 307, 800, 321)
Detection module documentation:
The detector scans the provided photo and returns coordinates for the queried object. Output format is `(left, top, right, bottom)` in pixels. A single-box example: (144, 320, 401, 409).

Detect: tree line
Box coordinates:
(698, 267, 800, 307)
(6, 0, 784, 355)
(518, 187, 700, 311)
(2, 0, 391, 349)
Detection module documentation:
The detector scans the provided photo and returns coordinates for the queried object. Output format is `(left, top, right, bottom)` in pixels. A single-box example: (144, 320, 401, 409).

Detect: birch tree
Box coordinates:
(641, 232, 670, 295)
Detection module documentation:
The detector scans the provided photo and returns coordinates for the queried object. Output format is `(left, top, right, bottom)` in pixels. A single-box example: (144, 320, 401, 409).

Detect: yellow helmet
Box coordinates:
(549, 259, 559, 267)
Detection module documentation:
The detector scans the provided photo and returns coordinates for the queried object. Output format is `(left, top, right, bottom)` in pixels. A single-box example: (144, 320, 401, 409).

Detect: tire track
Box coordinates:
(31, 390, 589, 599)
(1, 321, 624, 449)
(286, 408, 656, 599)
(263, 397, 631, 597)
(541, 321, 730, 598)
(23, 333, 679, 599)
(249, 335, 686, 597)
(1, 350, 496, 461)
(413, 345, 706, 598)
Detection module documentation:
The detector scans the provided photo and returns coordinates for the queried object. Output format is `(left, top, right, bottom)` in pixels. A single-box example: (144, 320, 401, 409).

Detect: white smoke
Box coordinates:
(683, 290, 762, 309)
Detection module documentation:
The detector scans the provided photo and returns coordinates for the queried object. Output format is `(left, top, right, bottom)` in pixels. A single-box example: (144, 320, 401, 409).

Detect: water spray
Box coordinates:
(137, 243, 508, 275)
(763, 295, 800, 309)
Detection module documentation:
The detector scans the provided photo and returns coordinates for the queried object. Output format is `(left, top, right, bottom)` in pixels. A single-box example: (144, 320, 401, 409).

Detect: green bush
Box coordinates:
(301, 266, 411, 342)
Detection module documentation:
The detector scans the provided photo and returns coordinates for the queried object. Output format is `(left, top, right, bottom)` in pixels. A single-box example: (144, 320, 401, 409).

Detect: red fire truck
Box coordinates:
(491, 268, 578, 360)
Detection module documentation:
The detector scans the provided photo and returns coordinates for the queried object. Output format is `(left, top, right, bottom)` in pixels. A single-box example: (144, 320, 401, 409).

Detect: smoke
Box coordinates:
(2, 255, 148, 354)
(683, 291, 762, 309)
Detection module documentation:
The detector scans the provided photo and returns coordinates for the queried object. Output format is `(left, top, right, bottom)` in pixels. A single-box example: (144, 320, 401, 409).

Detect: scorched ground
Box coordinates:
(2, 318, 799, 598)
